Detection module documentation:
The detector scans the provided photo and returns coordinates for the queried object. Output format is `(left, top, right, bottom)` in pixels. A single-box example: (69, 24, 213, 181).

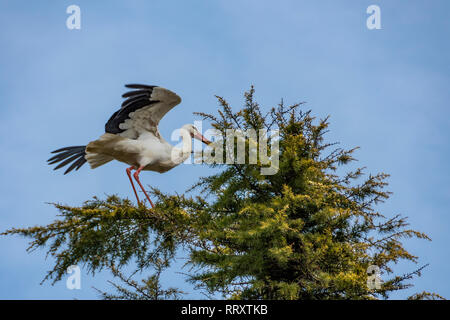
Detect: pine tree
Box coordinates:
(2, 87, 442, 300)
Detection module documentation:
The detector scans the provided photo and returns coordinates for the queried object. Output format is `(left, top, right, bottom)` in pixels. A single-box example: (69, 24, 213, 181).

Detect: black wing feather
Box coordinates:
(105, 84, 159, 134)
(48, 148, 83, 163)
(54, 153, 81, 170)
(121, 93, 150, 108)
(125, 84, 156, 90)
(105, 99, 159, 134)
(51, 145, 86, 153)
(122, 89, 149, 98)
(47, 146, 87, 175)
(65, 156, 87, 174)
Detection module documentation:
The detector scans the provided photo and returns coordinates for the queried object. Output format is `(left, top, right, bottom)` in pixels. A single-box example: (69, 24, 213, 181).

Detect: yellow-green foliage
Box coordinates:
(2, 87, 439, 300)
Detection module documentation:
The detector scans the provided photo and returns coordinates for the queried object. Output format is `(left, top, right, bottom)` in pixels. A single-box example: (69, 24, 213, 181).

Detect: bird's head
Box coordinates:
(181, 124, 211, 145)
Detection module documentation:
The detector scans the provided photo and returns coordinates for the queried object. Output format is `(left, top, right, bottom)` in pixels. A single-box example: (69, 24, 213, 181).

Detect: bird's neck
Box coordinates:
(170, 132, 192, 166)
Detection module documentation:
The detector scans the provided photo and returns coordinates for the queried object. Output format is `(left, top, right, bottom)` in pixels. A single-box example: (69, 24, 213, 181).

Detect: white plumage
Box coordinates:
(48, 84, 211, 207)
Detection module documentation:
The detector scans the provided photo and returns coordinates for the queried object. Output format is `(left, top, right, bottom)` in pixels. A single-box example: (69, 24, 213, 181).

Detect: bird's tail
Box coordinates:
(47, 145, 87, 174)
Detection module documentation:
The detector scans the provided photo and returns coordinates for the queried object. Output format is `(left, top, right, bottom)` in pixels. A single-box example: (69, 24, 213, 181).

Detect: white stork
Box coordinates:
(48, 84, 211, 207)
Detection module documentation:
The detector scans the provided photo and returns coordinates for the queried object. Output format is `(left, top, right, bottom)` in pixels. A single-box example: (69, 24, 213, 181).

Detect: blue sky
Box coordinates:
(0, 0, 449, 299)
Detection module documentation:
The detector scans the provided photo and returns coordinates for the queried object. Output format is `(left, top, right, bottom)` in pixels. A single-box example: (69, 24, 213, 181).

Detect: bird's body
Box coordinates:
(48, 84, 210, 207)
(85, 132, 188, 173)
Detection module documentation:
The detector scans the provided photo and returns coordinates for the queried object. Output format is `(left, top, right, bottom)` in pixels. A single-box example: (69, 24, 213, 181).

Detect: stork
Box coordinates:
(47, 84, 211, 208)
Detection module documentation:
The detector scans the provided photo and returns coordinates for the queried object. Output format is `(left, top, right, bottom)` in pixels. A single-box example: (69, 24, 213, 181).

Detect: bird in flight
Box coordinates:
(47, 84, 211, 207)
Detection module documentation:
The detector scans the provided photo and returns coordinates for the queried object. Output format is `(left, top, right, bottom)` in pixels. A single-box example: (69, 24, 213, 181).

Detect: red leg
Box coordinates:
(133, 165, 154, 208)
(126, 166, 140, 205)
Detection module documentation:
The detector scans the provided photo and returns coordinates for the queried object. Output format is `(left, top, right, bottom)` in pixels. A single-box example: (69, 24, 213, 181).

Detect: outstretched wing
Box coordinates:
(105, 84, 182, 139)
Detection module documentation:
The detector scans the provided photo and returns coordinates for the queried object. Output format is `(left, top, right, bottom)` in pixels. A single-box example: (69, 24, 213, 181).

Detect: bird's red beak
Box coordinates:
(194, 132, 211, 145)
